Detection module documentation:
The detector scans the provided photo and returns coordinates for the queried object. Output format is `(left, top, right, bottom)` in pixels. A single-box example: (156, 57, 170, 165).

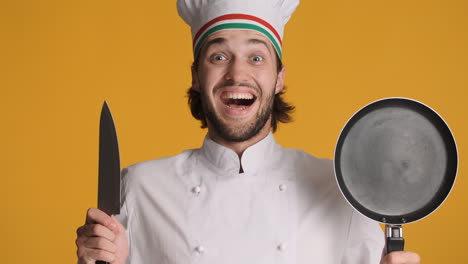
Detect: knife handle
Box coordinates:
(96, 261, 109, 264)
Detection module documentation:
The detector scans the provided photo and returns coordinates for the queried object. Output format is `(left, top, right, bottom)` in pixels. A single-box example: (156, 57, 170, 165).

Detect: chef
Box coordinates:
(76, 0, 421, 263)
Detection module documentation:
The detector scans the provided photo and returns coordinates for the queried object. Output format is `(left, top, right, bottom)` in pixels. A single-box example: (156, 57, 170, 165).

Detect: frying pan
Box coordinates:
(334, 98, 457, 253)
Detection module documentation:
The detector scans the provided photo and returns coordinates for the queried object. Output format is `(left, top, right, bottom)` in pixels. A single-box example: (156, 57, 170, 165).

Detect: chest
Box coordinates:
(189, 173, 298, 264)
(126, 160, 352, 264)
(130, 168, 299, 264)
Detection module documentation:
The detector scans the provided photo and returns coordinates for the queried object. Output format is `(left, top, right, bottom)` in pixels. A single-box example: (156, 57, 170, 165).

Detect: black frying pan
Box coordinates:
(334, 98, 457, 253)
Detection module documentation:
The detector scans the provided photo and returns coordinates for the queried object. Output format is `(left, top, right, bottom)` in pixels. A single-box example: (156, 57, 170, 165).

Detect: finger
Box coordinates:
(84, 248, 115, 263)
(83, 237, 117, 253)
(86, 208, 116, 231)
(111, 216, 125, 233)
(383, 251, 421, 264)
(77, 224, 116, 241)
(77, 246, 114, 263)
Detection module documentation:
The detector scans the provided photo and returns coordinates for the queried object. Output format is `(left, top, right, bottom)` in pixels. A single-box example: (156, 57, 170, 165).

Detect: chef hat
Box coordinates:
(177, 0, 299, 59)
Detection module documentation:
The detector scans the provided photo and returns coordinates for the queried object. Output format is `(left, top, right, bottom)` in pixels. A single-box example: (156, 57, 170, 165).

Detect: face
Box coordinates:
(192, 30, 285, 142)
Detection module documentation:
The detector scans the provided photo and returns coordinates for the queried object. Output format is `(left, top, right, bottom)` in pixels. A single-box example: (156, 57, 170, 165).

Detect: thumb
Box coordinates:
(110, 216, 125, 234)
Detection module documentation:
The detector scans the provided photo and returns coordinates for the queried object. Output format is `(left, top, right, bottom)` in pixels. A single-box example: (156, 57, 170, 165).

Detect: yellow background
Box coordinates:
(1, 0, 467, 263)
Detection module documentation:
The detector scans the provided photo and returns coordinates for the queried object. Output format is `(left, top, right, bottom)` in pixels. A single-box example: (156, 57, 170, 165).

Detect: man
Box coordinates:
(76, 0, 421, 263)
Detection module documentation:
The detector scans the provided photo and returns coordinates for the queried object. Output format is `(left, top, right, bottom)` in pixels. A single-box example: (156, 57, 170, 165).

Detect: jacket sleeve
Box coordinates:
(341, 210, 384, 264)
(114, 167, 132, 264)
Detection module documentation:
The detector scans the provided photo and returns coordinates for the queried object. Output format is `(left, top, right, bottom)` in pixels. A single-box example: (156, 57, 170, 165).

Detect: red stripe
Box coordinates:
(193, 13, 282, 47)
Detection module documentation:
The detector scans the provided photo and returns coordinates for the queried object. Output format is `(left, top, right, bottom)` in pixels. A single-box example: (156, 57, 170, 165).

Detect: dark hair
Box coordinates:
(187, 55, 294, 132)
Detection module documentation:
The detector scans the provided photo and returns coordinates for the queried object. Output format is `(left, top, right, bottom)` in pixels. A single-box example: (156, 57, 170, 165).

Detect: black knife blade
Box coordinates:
(98, 101, 121, 215)
(97, 101, 121, 264)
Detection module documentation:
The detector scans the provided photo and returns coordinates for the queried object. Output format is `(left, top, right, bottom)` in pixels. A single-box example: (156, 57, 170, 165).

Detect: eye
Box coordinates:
(211, 54, 227, 61)
(251, 55, 264, 62)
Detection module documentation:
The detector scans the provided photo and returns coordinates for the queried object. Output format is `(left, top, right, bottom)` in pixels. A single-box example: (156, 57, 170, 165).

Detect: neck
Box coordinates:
(208, 122, 272, 158)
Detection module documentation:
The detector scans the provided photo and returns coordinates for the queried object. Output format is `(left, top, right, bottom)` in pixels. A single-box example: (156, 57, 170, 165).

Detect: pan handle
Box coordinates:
(386, 225, 405, 253)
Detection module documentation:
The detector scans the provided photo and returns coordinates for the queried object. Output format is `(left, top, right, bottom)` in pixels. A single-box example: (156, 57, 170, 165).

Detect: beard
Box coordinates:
(201, 83, 276, 143)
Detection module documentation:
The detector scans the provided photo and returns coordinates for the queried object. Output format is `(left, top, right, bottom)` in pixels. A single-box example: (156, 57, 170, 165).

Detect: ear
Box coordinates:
(275, 66, 286, 94)
(191, 65, 200, 92)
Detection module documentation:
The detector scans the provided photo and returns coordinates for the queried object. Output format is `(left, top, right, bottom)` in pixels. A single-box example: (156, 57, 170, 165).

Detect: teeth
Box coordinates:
(227, 105, 247, 109)
(222, 93, 254, 100)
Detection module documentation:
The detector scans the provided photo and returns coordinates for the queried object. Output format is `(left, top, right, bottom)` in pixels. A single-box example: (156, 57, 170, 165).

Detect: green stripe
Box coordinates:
(194, 23, 282, 59)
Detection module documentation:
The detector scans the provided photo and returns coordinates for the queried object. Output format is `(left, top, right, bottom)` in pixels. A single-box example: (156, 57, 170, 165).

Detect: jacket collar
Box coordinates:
(200, 132, 280, 175)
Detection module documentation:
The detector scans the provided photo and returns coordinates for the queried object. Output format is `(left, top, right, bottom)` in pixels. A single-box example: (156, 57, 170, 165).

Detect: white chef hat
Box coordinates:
(177, 0, 299, 60)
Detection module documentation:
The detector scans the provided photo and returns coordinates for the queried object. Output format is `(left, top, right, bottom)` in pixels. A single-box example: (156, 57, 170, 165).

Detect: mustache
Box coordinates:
(215, 80, 260, 94)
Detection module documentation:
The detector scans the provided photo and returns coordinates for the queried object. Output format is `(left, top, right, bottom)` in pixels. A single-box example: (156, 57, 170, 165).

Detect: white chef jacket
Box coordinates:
(116, 133, 384, 264)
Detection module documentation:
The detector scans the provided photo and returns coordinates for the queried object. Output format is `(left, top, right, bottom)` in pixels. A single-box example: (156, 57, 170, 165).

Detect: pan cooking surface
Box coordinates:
(340, 106, 447, 216)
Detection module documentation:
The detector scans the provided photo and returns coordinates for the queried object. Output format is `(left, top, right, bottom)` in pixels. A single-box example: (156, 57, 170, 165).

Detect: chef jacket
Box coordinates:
(116, 133, 384, 264)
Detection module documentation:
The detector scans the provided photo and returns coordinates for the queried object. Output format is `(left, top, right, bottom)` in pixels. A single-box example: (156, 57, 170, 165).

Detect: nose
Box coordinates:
(224, 58, 249, 82)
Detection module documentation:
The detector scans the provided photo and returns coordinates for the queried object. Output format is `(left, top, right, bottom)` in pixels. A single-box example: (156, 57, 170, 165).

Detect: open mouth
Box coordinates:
(221, 92, 256, 110)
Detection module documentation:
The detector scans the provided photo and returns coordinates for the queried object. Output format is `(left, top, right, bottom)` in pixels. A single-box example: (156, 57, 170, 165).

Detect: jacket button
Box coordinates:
(195, 246, 205, 254)
(279, 184, 287, 191)
(277, 243, 286, 251)
(191, 185, 201, 195)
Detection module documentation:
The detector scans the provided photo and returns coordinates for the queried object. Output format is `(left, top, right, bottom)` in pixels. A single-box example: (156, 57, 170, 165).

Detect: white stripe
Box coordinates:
(193, 18, 281, 50)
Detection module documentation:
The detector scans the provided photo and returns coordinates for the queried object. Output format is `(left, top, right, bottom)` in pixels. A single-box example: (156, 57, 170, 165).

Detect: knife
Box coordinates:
(97, 101, 121, 264)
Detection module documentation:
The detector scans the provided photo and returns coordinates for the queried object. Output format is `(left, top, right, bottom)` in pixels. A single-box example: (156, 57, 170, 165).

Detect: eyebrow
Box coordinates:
(201, 37, 226, 53)
(247, 38, 272, 54)
(247, 38, 269, 47)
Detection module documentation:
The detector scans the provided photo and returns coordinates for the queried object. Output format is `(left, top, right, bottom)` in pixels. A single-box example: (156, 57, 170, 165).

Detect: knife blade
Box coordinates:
(97, 101, 121, 264)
